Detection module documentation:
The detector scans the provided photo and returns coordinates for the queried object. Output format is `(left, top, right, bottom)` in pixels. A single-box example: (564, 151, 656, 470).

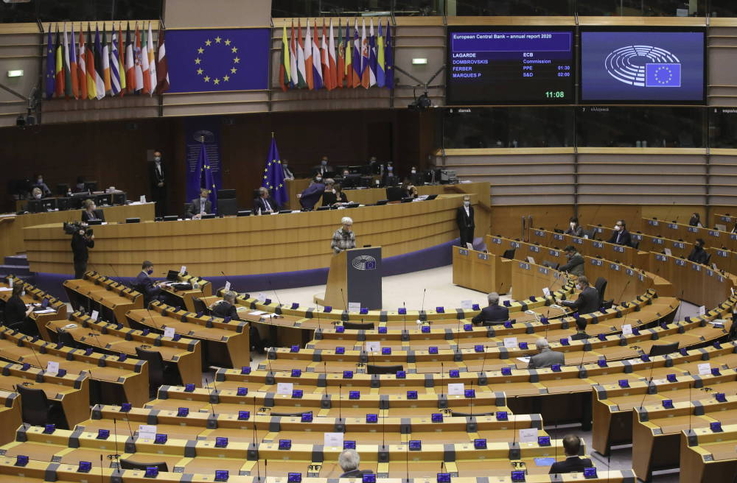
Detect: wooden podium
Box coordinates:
(316, 247, 383, 310)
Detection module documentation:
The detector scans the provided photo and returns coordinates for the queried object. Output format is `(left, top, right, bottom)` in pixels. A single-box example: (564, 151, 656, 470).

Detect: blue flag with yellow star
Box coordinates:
(166, 29, 270, 93)
(262, 137, 288, 208)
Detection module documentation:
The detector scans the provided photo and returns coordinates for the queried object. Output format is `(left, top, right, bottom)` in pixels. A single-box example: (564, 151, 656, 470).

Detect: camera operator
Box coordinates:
(71, 223, 95, 279)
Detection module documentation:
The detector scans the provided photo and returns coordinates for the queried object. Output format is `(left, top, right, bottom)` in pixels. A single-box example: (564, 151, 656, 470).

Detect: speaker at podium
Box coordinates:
(316, 247, 382, 310)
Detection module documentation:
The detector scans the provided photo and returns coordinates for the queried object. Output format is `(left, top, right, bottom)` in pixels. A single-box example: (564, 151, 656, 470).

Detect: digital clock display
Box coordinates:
(446, 27, 575, 105)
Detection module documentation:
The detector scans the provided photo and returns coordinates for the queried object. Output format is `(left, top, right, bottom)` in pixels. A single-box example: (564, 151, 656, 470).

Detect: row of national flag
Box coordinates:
(45, 22, 170, 100)
(279, 18, 394, 91)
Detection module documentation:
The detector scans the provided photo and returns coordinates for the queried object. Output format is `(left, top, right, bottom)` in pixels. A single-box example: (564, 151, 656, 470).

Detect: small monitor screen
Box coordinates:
(580, 29, 705, 103)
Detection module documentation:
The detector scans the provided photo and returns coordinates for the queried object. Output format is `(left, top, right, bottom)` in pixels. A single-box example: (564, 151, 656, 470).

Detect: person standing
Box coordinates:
(331, 217, 356, 254)
(150, 150, 167, 217)
(71, 225, 95, 279)
(298, 176, 327, 210)
(312, 156, 333, 177)
(456, 195, 475, 248)
(282, 159, 295, 180)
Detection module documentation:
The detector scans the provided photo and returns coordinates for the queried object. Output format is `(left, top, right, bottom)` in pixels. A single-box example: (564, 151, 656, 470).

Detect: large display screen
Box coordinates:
(580, 29, 705, 103)
(446, 27, 575, 105)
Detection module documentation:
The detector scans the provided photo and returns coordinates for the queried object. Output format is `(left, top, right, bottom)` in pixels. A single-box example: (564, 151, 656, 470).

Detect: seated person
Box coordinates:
(30, 187, 43, 201)
(549, 434, 593, 474)
(401, 179, 418, 199)
(312, 156, 333, 177)
(322, 183, 348, 207)
(571, 318, 590, 340)
(564, 217, 584, 237)
(32, 174, 52, 197)
(187, 188, 212, 219)
(471, 292, 509, 325)
(75, 175, 86, 193)
(135, 260, 162, 305)
(338, 449, 371, 479)
(528, 338, 565, 369)
(81, 199, 104, 222)
(253, 187, 278, 215)
(560, 276, 599, 315)
(559, 245, 584, 276)
(3, 285, 35, 335)
(607, 219, 632, 247)
(689, 213, 702, 227)
(687, 238, 709, 265)
(210, 291, 239, 319)
(298, 176, 327, 210)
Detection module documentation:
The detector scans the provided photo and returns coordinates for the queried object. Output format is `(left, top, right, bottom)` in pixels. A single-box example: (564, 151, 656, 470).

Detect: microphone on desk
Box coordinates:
(205, 377, 217, 418)
(340, 288, 348, 313)
(221, 271, 234, 292)
(27, 343, 44, 370)
(108, 264, 121, 282)
(440, 362, 444, 398)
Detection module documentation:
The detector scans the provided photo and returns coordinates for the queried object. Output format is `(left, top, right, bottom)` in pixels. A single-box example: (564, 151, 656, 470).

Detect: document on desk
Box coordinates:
(248, 311, 268, 316)
(33, 308, 56, 314)
(516, 357, 531, 364)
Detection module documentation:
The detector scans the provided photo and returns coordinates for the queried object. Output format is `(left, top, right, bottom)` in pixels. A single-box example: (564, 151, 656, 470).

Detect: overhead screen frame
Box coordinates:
(445, 25, 577, 106)
(578, 26, 707, 105)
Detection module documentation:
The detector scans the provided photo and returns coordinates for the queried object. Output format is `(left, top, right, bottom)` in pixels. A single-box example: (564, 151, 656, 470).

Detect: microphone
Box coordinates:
(455, 318, 462, 353)
(340, 288, 348, 311)
(204, 377, 217, 418)
(638, 357, 657, 410)
(100, 454, 105, 482)
(405, 439, 410, 483)
(440, 362, 444, 398)
(323, 361, 328, 388)
(27, 343, 45, 370)
(220, 271, 233, 292)
(338, 384, 343, 423)
(480, 346, 489, 376)
(402, 302, 407, 335)
(108, 264, 121, 282)
(252, 395, 259, 445)
(268, 279, 283, 311)
(111, 418, 121, 467)
(420, 288, 427, 317)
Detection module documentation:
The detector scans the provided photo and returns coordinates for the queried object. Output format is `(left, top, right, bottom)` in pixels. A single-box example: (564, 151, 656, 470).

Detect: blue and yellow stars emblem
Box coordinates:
(263, 159, 284, 191)
(194, 35, 241, 86)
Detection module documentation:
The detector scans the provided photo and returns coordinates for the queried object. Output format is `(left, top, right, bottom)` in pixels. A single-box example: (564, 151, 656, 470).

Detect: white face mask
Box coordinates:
(411, 169, 416, 174)
(321, 160, 327, 166)
(34, 193, 42, 199)
(463, 201, 470, 207)
(315, 177, 323, 183)
(614, 225, 621, 231)
(570, 222, 576, 228)
(154, 157, 161, 162)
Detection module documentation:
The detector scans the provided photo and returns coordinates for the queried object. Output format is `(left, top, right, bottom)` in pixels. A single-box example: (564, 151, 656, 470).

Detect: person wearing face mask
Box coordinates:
(135, 260, 163, 305)
(456, 195, 475, 249)
(560, 276, 599, 315)
(559, 245, 584, 276)
(564, 217, 584, 238)
(282, 159, 294, 181)
(607, 220, 632, 247)
(150, 150, 167, 217)
(32, 174, 52, 197)
(187, 188, 212, 220)
(409, 167, 423, 186)
(312, 156, 333, 177)
(688, 213, 702, 228)
(331, 216, 356, 254)
(687, 238, 709, 265)
(322, 182, 348, 207)
(382, 163, 398, 187)
(30, 187, 43, 201)
(298, 175, 327, 210)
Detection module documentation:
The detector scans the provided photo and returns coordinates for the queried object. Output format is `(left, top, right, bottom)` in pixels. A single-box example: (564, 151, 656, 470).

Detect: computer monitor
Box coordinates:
(40, 198, 57, 211)
(95, 194, 112, 206)
(218, 189, 236, 200)
(166, 270, 180, 282)
(56, 197, 72, 211)
(56, 183, 70, 196)
(112, 192, 127, 205)
(83, 181, 98, 192)
(386, 187, 404, 202)
(341, 174, 362, 188)
(26, 200, 42, 213)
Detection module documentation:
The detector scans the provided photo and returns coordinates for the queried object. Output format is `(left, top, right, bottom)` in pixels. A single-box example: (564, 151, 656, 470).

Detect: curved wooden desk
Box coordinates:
(24, 195, 469, 277)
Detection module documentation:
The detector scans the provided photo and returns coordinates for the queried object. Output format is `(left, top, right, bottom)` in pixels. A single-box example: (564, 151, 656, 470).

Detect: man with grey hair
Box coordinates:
(210, 291, 238, 320)
(528, 338, 565, 369)
(253, 187, 278, 215)
(471, 292, 509, 325)
(339, 449, 367, 478)
(331, 216, 356, 254)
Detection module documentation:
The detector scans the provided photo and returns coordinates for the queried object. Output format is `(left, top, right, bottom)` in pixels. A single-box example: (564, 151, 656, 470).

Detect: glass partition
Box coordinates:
(710, 108, 737, 149)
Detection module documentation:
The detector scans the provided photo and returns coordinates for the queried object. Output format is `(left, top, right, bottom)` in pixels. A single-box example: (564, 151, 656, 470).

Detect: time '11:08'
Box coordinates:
(545, 91, 565, 98)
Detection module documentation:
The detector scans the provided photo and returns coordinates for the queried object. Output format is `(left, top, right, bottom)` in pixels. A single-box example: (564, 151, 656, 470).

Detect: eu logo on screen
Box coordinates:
(645, 63, 681, 87)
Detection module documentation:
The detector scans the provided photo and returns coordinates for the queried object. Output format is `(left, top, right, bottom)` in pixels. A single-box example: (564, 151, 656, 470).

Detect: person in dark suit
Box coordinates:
(71, 225, 95, 279)
(322, 183, 349, 207)
(561, 276, 600, 315)
(339, 449, 371, 479)
(472, 292, 509, 325)
(3, 285, 33, 330)
(81, 199, 104, 223)
(559, 245, 585, 277)
(456, 195, 475, 248)
(135, 260, 162, 305)
(282, 159, 295, 180)
(528, 338, 565, 369)
(32, 174, 52, 197)
(564, 217, 584, 237)
(549, 434, 593, 474)
(187, 188, 212, 219)
(298, 176, 327, 210)
(150, 150, 167, 217)
(607, 220, 632, 247)
(571, 319, 590, 340)
(210, 291, 266, 354)
(687, 238, 709, 265)
(312, 156, 333, 177)
(253, 187, 279, 215)
(689, 213, 702, 227)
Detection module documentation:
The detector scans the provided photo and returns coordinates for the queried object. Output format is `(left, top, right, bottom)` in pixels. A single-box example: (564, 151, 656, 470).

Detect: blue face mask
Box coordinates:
(147, 269, 154, 275)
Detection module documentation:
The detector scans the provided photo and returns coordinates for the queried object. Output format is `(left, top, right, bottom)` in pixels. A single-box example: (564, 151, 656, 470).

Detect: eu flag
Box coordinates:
(262, 137, 288, 208)
(645, 63, 681, 88)
(198, 144, 218, 213)
(166, 29, 270, 93)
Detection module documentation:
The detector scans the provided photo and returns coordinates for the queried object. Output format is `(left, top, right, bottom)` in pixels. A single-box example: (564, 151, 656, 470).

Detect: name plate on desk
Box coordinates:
(553, 234, 564, 241)
(609, 263, 620, 271)
(718, 275, 725, 283)
(537, 267, 549, 275)
(518, 262, 530, 270)
(675, 259, 687, 267)
(632, 234, 643, 240)
(667, 223, 678, 230)
(592, 241, 603, 249)
(731, 234, 737, 241)
(639, 273, 645, 282)
(649, 220, 659, 226)
(706, 269, 714, 277)
(673, 242, 685, 249)
(572, 237, 583, 245)
(594, 227, 603, 233)
(477, 253, 488, 260)
(491, 238, 502, 245)
(626, 269, 635, 276)
(722, 216, 731, 222)
(533, 230, 544, 237)
(510, 241, 520, 249)
(655, 254, 667, 262)
(717, 250, 728, 258)
(691, 263, 702, 271)
(613, 245, 625, 253)
(708, 230, 720, 238)
(653, 238, 664, 245)
(687, 226, 698, 233)
(459, 249, 469, 256)
(548, 249, 559, 257)
(529, 245, 540, 253)
(590, 259, 603, 266)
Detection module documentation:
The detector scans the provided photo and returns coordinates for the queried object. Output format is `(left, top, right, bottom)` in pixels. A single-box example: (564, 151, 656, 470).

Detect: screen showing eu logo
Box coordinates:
(580, 29, 704, 103)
